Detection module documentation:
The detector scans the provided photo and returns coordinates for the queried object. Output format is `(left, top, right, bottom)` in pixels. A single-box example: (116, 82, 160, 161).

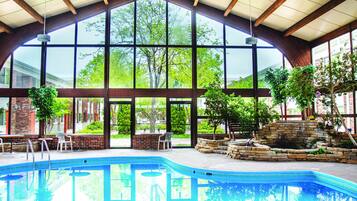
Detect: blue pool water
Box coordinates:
(0, 156, 356, 201)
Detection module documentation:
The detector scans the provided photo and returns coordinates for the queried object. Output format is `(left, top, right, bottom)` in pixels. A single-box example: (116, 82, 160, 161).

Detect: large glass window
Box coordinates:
(48, 24, 75, 44)
(0, 98, 9, 134)
(0, 56, 10, 88)
(136, 0, 166, 45)
(75, 98, 104, 135)
(51, 98, 73, 134)
(196, 14, 223, 46)
(330, 33, 350, 59)
(110, 3, 134, 44)
(257, 48, 283, 88)
(13, 47, 41, 88)
(136, 47, 166, 88)
(226, 49, 253, 88)
(46, 47, 74, 88)
(168, 3, 191, 45)
(197, 48, 224, 88)
(312, 42, 329, 66)
(225, 26, 250, 46)
(168, 48, 192, 88)
(76, 47, 105, 88)
(11, 98, 39, 135)
(110, 47, 134, 88)
(77, 13, 106, 44)
(353, 29, 357, 48)
(135, 98, 166, 134)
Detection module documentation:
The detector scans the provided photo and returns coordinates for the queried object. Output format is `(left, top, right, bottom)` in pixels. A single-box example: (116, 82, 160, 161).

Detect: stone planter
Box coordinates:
(195, 138, 229, 153)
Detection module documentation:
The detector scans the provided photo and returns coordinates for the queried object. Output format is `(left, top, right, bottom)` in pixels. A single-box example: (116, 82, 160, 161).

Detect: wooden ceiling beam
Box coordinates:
(254, 0, 285, 27)
(104, 0, 109, 5)
(224, 0, 238, 16)
(193, 0, 199, 6)
(13, 0, 44, 24)
(0, 21, 12, 34)
(63, 0, 77, 15)
(284, 0, 345, 37)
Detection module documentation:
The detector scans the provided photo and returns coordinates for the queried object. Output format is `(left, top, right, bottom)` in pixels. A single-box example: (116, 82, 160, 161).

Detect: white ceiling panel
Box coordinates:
(0, 0, 356, 41)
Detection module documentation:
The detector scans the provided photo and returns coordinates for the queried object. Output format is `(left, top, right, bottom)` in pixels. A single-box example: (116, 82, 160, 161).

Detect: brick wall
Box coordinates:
(1, 134, 105, 151)
(132, 134, 165, 150)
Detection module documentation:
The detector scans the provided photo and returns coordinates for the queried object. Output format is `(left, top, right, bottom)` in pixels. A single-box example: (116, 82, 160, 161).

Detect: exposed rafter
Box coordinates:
(13, 0, 44, 24)
(104, 0, 109, 5)
(193, 0, 199, 7)
(0, 21, 12, 34)
(254, 0, 285, 27)
(224, 0, 238, 16)
(284, 0, 346, 37)
(63, 0, 77, 15)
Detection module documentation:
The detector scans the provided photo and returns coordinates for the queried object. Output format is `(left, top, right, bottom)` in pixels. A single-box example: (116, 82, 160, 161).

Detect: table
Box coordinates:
(0, 135, 25, 153)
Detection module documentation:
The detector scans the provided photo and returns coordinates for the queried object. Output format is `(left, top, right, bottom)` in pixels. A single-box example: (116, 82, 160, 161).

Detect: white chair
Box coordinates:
(56, 133, 73, 152)
(158, 132, 173, 151)
(0, 138, 4, 153)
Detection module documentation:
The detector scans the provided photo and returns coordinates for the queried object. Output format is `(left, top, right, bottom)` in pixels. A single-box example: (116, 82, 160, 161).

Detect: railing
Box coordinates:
(26, 138, 51, 169)
(26, 139, 35, 167)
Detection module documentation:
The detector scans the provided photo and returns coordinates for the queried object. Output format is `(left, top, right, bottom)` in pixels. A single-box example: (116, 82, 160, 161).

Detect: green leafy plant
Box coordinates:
(264, 68, 289, 118)
(287, 65, 315, 118)
(315, 49, 357, 146)
(116, 105, 131, 134)
(309, 148, 331, 155)
(227, 96, 279, 128)
(203, 77, 229, 139)
(171, 105, 187, 134)
(28, 86, 58, 136)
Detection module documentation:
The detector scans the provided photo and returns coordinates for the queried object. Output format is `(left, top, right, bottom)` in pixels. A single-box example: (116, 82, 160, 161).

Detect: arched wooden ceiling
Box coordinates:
(1, 0, 356, 40)
(0, 0, 321, 67)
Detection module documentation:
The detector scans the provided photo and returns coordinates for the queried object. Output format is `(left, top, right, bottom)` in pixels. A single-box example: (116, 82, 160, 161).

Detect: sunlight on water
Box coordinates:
(0, 163, 356, 201)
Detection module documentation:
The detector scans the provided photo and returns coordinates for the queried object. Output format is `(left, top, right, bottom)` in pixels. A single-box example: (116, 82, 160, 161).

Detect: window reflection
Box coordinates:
(1, 163, 354, 201)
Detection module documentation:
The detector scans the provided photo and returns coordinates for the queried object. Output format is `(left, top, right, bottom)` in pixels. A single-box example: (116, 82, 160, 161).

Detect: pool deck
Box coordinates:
(1, 148, 357, 183)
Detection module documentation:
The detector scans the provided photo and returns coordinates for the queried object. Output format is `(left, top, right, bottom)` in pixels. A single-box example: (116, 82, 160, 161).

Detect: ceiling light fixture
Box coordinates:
(245, 0, 257, 45)
(37, 0, 50, 42)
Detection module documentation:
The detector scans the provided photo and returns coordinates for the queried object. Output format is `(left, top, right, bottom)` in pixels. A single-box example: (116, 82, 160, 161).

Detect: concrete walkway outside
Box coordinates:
(0, 148, 356, 183)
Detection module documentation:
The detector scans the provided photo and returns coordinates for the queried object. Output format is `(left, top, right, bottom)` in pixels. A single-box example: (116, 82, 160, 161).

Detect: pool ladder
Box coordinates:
(26, 139, 51, 168)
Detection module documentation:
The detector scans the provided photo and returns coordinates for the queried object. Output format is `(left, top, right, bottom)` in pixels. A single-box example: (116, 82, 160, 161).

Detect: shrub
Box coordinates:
(117, 105, 131, 134)
(171, 105, 187, 134)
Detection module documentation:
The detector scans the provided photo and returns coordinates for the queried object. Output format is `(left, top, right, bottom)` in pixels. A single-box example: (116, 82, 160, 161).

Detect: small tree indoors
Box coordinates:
(28, 86, 59, 137)
(287, 65, 316, 119)
(264, 68, 289, 118)
(315, 50, 357, 146)
(203, 77, 228, 140)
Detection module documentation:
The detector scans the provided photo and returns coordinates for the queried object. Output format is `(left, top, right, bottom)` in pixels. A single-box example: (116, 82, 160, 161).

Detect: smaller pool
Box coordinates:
(0, 156, 356, 201)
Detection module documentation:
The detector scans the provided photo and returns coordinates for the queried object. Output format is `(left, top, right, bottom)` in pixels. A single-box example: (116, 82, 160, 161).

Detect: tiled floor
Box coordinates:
(1, 148, 357, 183)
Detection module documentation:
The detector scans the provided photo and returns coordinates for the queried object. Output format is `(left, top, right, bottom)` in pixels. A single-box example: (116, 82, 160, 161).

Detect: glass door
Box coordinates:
(109, 101, 133, 148)
(168, 102, 192, 147)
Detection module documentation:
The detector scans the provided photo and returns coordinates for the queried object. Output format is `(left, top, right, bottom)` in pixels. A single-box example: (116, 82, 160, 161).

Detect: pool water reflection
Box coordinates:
(0, 163, 356, 201)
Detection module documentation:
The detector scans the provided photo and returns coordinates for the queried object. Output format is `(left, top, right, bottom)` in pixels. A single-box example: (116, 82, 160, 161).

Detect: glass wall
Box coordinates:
(135, 98, 166, 134)
(0, 0, 292, 141)
(75, 98, 104, 135)
(312, 30, 356, 133)
(0, 98, 9, 134)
